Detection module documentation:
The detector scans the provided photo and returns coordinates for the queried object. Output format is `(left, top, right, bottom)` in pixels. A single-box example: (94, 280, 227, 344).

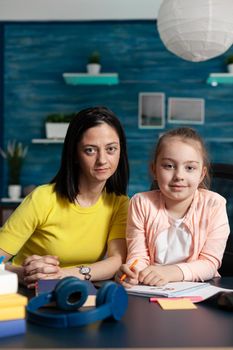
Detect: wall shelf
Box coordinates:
(31, 139, 64, 144)
(207, 73, 233, 86)
(62, 73, 119, 85)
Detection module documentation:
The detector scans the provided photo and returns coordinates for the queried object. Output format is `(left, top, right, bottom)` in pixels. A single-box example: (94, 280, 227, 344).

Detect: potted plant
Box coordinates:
(225, 54, 233, 73)
(0, 140, 28, 199)
(45, 113, 74, 139)
(86, 51, 101, 75)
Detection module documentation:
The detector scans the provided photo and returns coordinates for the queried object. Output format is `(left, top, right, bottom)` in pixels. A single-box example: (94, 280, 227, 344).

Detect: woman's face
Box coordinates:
(77, 123, 120, 186)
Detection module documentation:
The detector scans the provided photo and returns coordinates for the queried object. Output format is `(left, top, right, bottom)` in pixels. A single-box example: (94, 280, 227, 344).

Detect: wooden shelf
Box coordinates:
(207, 73, 233, 86)
(62, 73, 119, 85)
(32, 137, 233, 145)
(31, 139, 64, 144)
(0, 198, 23, 203)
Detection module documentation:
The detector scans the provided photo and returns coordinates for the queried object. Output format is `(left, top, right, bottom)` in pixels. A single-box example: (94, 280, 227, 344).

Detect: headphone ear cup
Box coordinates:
(96, 281, 128, 320)
(54, 277, 88, 311)
(55, 276, 77, 293)
(96, 281, 115, 306)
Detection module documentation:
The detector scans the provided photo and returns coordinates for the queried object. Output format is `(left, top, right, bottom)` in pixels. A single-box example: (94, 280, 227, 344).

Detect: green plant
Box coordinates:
(0, 140, 28, 184)
(225, 54, 233, 65)
(45, 113, 75, 123)
(88, 51, 101, 64)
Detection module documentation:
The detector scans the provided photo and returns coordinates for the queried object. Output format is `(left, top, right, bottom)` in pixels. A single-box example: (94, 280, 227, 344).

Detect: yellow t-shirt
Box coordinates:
(0, 184, 129, 267)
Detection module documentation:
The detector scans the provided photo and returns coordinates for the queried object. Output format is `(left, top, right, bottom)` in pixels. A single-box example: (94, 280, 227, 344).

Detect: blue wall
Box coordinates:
(1, 20, 233, 197)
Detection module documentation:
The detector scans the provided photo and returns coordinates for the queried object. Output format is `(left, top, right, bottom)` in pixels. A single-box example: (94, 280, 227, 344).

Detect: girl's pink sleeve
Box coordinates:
(126, 195, 150, 271)
(176, 197, 230, 281)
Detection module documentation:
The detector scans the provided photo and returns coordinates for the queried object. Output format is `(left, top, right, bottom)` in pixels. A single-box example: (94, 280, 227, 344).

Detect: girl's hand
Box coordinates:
(115, 263, 139, 288)
(138, 265, 183, 286)
(23, 255, 60, 288)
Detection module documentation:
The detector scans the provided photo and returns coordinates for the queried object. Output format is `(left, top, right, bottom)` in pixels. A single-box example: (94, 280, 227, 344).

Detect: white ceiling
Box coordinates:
(0, 0, 163, 20)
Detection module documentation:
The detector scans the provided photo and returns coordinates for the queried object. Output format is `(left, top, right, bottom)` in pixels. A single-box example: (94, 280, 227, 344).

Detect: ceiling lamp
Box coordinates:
(157, 0, 233, 62)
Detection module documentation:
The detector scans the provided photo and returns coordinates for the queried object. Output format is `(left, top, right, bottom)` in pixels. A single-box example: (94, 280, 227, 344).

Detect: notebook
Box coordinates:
(126, 281, 210, 297)
(126, 281, 233, 302)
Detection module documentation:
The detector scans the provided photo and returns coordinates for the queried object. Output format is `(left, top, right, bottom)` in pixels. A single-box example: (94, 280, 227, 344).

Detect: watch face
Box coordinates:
(80, 266, 90, 274)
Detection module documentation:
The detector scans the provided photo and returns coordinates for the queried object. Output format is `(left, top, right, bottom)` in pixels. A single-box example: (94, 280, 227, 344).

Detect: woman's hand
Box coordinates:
(115, 263, 139, 288)
(23, 255, 60, 288)
(138, 264, 183, 286)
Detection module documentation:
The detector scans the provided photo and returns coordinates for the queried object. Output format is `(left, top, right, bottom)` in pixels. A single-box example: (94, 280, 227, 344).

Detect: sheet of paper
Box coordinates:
(157, 298, 197, 310)
(179, 285, 233, 301)
(83, 295, 96, 307)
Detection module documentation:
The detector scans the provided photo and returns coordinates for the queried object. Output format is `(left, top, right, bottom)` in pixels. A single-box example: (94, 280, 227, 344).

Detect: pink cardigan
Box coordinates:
(126, 189, 230, 281)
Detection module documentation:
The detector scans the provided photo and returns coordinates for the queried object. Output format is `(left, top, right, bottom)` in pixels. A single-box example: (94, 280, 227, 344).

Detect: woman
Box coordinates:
(0, 106, 129, 288)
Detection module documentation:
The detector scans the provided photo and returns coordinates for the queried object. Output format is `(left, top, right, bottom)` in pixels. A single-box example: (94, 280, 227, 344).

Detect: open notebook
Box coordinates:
(126, 281, 233, 301)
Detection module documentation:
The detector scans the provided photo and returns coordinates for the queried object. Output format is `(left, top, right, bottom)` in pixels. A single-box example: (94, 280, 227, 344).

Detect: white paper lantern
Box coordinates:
(157, 0, 233, 62)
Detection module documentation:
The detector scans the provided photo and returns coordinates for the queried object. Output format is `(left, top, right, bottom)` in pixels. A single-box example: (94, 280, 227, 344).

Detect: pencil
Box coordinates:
(120, 258, 139, 282)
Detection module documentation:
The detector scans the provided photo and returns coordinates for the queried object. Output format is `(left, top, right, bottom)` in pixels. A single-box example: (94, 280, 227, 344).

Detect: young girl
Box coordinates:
(117, 127, 230, 286)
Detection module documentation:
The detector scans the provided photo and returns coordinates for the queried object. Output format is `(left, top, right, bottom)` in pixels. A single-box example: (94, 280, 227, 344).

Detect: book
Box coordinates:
(0, 305, 25, 321)
(126, 281, 210, 298)
(0, 270, 18, 295)
(0, 293, 27, 308)
(36, 279, 97, 296)
(0, 318, 26, 338)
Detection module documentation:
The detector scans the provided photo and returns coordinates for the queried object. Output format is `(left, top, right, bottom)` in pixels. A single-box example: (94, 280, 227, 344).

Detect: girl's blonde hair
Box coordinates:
(152, 127, 210, 189)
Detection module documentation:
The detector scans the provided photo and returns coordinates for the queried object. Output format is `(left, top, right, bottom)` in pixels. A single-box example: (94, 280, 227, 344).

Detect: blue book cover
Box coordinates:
(36, 279, 97, 296)
(0, 319, 26, 338)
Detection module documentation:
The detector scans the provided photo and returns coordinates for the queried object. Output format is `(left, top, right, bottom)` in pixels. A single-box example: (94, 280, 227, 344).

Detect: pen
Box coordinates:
(120, 258, 138, 282)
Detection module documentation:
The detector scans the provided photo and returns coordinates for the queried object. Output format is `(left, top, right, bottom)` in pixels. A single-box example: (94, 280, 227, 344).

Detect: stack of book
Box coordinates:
(0, 269, 27, 338)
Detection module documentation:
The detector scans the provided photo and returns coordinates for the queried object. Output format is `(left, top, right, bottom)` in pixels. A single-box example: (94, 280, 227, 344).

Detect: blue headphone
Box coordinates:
(27, 277, 128, 328)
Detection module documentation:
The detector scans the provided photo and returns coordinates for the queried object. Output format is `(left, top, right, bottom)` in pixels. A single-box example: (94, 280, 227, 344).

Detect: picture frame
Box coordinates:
(167, 97, 205, 125)
(138, 92, 165, 129)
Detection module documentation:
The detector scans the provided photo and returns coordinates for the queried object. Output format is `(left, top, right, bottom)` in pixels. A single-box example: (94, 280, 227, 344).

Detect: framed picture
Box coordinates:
(138, 93, 165, 129)
(168, 98, 205, 124)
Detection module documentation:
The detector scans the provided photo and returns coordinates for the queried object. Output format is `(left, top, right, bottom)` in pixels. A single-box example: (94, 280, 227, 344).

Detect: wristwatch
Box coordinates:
(79, 266, 91, 280)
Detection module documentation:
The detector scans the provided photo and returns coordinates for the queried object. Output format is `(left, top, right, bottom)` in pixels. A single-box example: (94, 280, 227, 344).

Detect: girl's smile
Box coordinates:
(169, 184, 188, 191)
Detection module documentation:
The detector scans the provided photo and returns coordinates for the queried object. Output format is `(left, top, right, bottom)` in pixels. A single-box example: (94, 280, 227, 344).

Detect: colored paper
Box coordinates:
(157, 298, 197, 310)
(0, 319, 26, 338)
(150, 296, 203, 303)
(0, 293, 27, 307)
(0, 306, 25, 321)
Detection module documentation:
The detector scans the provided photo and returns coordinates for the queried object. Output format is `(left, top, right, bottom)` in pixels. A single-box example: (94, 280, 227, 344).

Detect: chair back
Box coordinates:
(210, 163, 233, 276)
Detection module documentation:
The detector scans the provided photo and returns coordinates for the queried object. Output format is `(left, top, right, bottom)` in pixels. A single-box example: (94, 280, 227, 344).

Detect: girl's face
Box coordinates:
(152, 137, 206, 206)
(77, 123, 120, 186)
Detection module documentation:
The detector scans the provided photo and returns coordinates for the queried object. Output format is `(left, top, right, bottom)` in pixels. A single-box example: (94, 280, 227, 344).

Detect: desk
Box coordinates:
(0, 277, 232, 349)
